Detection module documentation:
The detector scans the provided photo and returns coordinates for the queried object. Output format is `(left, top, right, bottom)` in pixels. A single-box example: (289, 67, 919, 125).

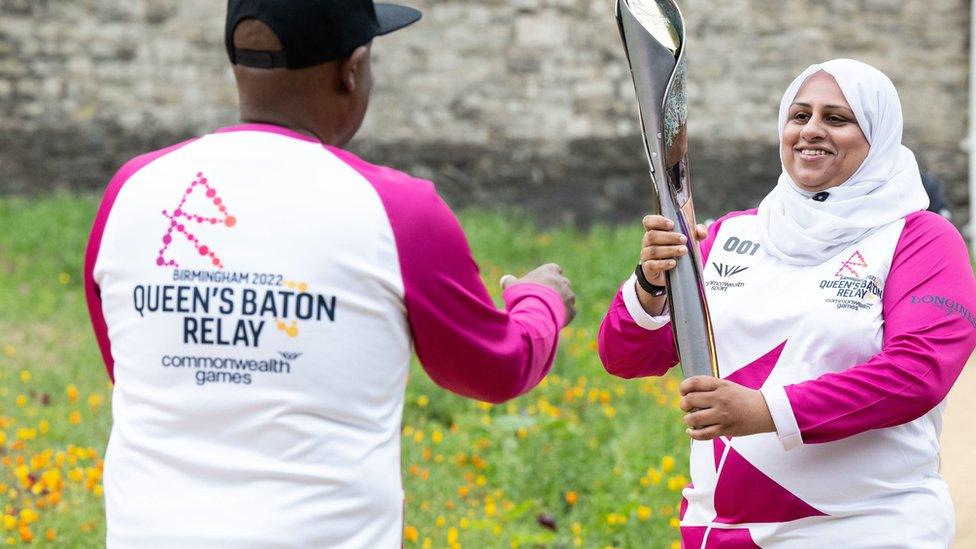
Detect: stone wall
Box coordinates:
(0, 0, 970, 225)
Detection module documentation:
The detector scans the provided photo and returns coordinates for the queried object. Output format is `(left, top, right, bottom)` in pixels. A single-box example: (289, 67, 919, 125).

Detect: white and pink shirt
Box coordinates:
(599, 209, 976, 548)
(85, 124, 565, 548)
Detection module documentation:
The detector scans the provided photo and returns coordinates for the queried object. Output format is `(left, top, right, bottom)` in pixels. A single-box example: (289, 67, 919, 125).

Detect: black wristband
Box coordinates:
(635, 263, 667, 297)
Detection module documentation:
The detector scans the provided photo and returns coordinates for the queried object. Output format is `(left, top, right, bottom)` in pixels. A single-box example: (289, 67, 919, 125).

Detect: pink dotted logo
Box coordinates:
(157, 172, 236, 269)
(836, 250, 867, 278)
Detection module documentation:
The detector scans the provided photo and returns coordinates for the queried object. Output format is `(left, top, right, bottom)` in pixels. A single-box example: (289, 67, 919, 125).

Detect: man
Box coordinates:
(83, 1, 575, 546)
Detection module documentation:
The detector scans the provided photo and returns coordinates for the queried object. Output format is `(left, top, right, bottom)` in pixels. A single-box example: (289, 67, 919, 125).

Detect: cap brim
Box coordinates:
(374, 3, 422, 36)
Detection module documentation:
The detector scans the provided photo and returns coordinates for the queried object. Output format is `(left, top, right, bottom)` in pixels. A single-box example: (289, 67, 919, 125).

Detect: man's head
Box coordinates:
(225, 0, 421, 146)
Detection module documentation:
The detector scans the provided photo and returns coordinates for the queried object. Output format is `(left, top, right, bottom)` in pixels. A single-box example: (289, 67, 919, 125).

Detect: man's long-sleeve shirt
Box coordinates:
(85, 124, 564, 548)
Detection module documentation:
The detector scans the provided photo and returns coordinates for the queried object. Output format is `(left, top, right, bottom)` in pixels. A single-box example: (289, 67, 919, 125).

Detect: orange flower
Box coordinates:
(565, 491, 579, 506)
(403, 525, 419, 543)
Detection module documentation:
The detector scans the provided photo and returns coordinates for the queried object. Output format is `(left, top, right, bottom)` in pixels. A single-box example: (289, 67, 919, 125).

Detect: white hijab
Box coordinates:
(755, 59, 929, 265)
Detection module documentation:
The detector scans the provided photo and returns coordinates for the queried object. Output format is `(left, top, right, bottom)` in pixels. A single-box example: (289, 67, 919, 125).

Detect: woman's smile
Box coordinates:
(796, 146, 832, 159)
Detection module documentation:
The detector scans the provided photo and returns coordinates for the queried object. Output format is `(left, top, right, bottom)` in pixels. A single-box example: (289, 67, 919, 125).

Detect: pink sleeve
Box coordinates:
(84, 139, 197, 382)
(785, 212, 976, 443)
(329, 148, 565, 404)
(598, 209, 756, 378)
(598, 291, 679, 378)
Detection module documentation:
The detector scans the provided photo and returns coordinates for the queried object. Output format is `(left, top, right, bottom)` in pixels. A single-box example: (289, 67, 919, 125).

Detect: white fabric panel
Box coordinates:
(759, 385, 802, 451)
(621, 273, 672, 330)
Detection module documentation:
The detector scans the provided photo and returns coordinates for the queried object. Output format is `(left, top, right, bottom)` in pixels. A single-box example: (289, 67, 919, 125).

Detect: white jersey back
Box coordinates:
(93, 129, 409, 547)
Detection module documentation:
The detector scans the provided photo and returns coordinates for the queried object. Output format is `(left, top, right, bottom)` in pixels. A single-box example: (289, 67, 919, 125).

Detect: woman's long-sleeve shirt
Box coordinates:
(599, 208, 976, 548)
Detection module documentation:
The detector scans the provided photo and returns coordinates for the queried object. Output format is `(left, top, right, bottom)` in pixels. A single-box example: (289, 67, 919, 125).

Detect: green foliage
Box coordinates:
(0, 194, 689, 548)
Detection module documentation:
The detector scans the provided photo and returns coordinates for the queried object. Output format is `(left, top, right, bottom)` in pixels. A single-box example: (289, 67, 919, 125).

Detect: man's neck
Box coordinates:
(238, 112, 342, 146)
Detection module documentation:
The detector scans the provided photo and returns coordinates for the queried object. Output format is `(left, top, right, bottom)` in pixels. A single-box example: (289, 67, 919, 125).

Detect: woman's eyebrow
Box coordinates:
(791, 101, 854, 112)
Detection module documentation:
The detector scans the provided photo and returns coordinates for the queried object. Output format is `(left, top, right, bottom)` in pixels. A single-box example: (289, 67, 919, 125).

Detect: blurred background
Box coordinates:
(0, 0, 970, 225)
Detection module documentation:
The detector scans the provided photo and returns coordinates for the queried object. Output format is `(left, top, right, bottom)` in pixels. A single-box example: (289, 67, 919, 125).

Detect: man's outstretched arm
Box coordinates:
(331, 147, 575, 403)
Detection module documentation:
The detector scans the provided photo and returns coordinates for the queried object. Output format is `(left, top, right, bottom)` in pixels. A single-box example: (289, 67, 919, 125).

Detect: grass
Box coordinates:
(0, 193, 690, 547)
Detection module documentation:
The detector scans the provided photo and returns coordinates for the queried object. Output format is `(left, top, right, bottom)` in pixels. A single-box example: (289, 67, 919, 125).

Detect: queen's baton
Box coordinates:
(616, 0, 719, 378)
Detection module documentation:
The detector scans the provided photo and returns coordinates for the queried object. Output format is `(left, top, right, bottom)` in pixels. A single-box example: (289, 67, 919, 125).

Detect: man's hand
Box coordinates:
(500, 263, 576, 326)
(678, 376, 775, 440)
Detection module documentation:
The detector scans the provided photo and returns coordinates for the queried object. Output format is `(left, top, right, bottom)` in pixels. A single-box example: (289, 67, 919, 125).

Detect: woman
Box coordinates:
(598, 59, 976, 547)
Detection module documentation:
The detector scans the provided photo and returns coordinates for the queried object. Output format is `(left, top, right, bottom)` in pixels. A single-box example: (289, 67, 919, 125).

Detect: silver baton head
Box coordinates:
(617, 0, 719, 379)
(616, 0, 690, 208)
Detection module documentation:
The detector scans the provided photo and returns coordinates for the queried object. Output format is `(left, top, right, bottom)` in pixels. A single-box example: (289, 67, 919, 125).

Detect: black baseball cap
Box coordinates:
(226, 0, 422, 69)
